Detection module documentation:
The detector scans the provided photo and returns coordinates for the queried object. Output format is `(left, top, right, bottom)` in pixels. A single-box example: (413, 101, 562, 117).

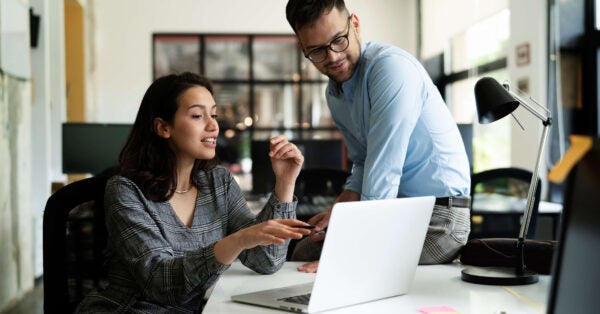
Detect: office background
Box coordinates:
(1, 0, 598, 311)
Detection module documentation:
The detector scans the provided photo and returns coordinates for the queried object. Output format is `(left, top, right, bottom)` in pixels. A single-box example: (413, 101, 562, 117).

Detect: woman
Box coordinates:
(77, 72, 311, 312)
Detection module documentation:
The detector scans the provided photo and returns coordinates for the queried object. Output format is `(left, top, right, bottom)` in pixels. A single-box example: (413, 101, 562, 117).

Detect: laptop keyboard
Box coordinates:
(278, 293, 311, 305)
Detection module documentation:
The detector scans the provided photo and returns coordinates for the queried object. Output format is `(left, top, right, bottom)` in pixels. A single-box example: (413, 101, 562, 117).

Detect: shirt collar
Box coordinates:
(327, 42, 367, 98)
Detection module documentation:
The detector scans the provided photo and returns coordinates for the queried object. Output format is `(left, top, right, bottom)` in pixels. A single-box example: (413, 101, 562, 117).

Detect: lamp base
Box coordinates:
(461, 266, 539, 285)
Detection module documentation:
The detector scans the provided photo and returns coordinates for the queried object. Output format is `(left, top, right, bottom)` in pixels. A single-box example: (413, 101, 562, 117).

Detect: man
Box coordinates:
(286, 0, 471, 273)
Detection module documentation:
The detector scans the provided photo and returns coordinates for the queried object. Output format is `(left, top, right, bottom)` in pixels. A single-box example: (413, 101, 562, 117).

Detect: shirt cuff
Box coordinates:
(267, 193, 298, 213)
(344, 164, 363, 193)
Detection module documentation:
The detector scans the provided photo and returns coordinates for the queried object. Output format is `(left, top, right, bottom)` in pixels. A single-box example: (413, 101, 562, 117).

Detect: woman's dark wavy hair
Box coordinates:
(118, 72, 218, 201)
(285, 0, 348, 33)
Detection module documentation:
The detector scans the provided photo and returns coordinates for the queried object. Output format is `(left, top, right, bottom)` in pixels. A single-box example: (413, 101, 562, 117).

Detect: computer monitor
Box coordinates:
(251, 138, 345, 195)
(62, 123, 132, 174)
(547, 138, 600, 313)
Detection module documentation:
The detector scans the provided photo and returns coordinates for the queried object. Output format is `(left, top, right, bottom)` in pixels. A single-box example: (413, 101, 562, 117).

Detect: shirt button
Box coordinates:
(275, 204, 281, 209)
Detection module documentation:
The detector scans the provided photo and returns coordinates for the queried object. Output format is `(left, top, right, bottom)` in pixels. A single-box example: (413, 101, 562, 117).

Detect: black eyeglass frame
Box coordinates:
(303, 17, 352, 63)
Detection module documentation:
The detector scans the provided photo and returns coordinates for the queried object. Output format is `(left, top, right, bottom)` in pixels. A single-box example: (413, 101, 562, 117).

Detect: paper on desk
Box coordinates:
(419, 305, 461, 314)
(547, 135, 593, 183)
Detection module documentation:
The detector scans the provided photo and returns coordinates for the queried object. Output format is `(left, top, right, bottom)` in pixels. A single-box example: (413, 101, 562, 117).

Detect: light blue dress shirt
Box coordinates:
(326, 41, 470, 200)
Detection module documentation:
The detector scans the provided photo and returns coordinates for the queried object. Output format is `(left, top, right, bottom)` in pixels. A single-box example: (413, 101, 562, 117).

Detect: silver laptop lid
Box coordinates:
(308, 196, 435, 313)
(230, 196, 435, 313)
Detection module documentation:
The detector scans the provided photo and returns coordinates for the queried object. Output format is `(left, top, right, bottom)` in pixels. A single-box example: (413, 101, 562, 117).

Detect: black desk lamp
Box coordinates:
(461, 77, 552, 285)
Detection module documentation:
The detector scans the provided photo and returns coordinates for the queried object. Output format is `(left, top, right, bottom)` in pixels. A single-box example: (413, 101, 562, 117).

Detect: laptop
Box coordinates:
(231, 196, 435, 313)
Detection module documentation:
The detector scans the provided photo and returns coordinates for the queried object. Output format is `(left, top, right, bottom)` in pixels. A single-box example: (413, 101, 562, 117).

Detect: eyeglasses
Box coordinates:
(304, 17, 351, 63)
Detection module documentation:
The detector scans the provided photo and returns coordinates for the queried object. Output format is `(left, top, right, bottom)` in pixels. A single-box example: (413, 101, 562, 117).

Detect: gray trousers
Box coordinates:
(291, 204, 471, 264)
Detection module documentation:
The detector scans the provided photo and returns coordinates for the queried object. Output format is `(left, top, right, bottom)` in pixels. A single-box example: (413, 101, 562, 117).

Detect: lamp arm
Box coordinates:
(508, 90, 552, 239)
(509, 92, 552, 123)
(518, 122, 551, 240)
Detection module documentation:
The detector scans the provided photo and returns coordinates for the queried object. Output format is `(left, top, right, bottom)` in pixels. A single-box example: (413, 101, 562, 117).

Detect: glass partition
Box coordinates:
(153, 35, 201, 78)
(253, 36, 298, 80)
(152, 33, 335, 175)
(205, 36, 249, 80)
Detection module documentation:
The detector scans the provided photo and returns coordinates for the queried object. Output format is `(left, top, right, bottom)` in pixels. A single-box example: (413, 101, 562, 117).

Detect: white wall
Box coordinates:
(508, 0, 548, 174)
(30, 0, 67, 279)
(0, 74, 34, 313)
(87, 0, 416, 123)
(421, 0, 508, 59)
(0, 1, 67, 310)
(0, 0, 35, 310)
(0, 0, 31, 79)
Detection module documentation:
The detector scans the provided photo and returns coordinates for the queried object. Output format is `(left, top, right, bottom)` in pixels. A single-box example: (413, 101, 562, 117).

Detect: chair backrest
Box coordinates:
(43, 171, 112, 313)
(469, 167, 541, 240)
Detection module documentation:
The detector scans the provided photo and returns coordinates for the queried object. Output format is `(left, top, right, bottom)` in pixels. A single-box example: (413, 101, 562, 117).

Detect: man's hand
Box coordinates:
(294, 190, 362, 273)
(307, 190, 360, 241)
(297, 260, 320, 273)
(306, 210, 330, 241)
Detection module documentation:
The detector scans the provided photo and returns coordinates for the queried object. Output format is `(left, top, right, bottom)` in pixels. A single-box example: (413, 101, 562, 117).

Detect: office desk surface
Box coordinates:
(203, 261, 549, 314)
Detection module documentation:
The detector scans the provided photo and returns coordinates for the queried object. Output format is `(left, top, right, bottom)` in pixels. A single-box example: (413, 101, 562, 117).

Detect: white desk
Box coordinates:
(203, 261, 550, 314)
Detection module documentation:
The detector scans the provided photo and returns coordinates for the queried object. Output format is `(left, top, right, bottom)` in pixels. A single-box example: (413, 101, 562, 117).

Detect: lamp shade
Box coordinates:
(474, 77, 520, 124)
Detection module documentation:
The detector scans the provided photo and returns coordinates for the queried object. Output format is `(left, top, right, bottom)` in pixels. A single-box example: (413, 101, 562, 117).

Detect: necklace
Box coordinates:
(174, 188, 191, 194)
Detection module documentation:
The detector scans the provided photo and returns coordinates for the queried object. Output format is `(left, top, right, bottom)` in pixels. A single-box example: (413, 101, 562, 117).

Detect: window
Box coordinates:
(444, 10, 511, 172)
(152, 33, 338, 171)
(153, 35, 200, 79)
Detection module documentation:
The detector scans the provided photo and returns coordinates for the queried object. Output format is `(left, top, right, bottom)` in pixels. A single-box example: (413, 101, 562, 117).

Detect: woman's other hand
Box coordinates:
(269, 135, 304, 201)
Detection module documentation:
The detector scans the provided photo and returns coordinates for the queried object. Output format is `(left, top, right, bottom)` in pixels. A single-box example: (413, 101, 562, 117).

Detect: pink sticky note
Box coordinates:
(419, 305, 459, 314)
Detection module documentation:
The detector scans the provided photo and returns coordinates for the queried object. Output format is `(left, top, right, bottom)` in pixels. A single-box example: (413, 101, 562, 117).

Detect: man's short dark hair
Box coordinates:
(285, 0, 348, 33)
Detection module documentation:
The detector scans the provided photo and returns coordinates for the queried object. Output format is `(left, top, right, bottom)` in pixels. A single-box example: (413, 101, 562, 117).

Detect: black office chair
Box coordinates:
(43, 170, 113, 313)
(469, 167, 541, 240)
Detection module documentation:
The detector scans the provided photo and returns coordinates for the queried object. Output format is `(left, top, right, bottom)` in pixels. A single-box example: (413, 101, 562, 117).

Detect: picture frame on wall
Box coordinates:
(516, 42, 530, 67)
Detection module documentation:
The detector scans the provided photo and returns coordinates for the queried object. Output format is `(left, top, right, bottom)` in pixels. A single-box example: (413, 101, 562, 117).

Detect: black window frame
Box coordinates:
(151, 33, 338, 134)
